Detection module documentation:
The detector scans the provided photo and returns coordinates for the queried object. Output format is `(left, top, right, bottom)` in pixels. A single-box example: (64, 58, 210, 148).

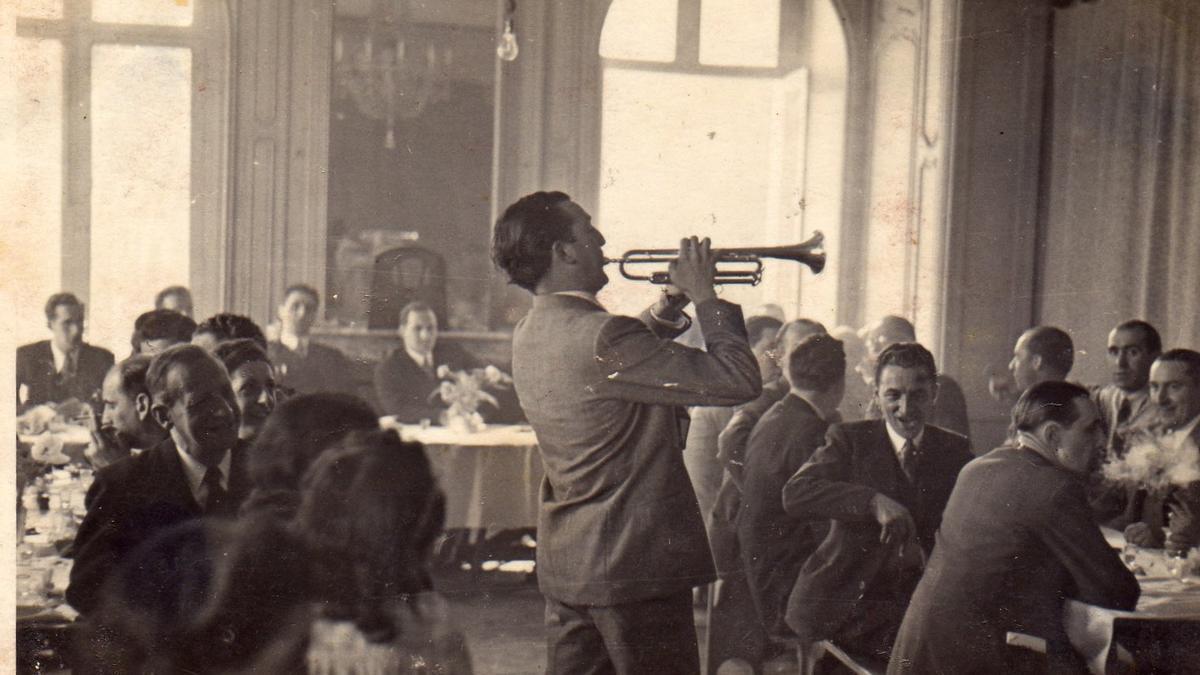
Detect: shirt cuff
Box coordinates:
(649, 306, 691, 331)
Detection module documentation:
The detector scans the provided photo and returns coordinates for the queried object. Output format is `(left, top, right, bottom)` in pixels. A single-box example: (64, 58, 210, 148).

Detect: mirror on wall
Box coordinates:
(325, 0, 497, 332)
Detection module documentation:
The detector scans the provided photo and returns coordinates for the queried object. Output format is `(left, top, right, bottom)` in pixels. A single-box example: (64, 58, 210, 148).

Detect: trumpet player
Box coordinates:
(492, 191, 762, 675)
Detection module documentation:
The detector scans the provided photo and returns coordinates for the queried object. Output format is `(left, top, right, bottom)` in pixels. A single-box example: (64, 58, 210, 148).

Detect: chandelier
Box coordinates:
(333, 0, 454, 149)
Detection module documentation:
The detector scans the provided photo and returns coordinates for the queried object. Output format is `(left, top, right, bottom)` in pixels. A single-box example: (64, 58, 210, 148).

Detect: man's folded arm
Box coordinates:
(1039, 480, 1140, 611)
(782, 425, 879, 522)
(593, 299, 761, 407)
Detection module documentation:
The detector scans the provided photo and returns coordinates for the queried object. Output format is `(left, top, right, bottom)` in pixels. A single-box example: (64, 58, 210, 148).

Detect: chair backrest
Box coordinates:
(367, 245, 448, 329)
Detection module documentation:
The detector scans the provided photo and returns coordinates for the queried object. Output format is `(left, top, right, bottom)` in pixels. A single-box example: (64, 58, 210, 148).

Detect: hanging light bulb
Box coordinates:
(496, 19, 519, 61)
(496, 0, 519, 62)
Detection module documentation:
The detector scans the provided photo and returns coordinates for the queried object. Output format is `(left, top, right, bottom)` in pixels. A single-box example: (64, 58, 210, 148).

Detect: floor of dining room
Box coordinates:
(436, 559, 712, 675)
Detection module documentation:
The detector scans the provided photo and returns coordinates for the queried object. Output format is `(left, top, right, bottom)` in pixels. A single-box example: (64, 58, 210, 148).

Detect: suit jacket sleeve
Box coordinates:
(717, 379, 787, 482)
(1037, 478, 1140, 611)
(782, 424, 879, 522)
(591, 298, 761, 407)
(67, 470, 124, 615)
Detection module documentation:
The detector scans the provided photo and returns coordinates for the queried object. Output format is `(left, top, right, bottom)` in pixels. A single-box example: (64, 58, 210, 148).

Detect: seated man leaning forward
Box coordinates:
(888, 381, 1139, 674)
(738, 333, 845, 648)
(782, 342, 973, 662)
(374, 300, 478, 423)
(91, 356, 169, 468)
(492, 191, 761, 675)
(1120, 349, 1200, 552)
(67, 344, 251, 615)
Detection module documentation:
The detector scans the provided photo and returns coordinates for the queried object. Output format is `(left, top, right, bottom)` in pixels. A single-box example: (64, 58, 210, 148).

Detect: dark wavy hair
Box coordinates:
(132, 309, 198, 353)
(293, 429, 446, 643)
(193, 313, 268, 350)
(787, 334, 845, 392)
(242, 393, 380, 519)
(873, 341, 937, 385)
(491, 190, 576, 292)
(213, 338, 271, 378)
(1012, 380, 1091, 433)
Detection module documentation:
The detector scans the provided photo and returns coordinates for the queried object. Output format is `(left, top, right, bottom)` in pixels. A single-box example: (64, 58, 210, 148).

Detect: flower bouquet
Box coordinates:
(1102, 430, 1200, 493)
(431, 364, 513, 433)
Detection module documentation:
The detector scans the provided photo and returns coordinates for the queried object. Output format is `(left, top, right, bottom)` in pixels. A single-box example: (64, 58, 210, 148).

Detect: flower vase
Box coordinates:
(441, 405, 485, 434)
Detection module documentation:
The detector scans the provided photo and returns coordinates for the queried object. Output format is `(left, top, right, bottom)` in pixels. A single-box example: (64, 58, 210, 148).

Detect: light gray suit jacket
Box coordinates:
(513, 294, 761, 605)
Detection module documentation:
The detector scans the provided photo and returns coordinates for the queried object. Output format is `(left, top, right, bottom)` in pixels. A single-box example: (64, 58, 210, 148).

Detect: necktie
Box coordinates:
(1111, 397, 1133, 456)
(899, 439, 918, 483)
(201, 466, 227, 515)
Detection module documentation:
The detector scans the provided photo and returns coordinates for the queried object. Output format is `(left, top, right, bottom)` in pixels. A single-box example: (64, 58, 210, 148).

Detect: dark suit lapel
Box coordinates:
(150, 439, 203, 516)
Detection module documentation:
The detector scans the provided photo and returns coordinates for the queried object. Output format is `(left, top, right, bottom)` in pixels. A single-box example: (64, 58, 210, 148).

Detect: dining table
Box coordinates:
(380, 419, 543, 532)
(1065, 528, 1200, 673)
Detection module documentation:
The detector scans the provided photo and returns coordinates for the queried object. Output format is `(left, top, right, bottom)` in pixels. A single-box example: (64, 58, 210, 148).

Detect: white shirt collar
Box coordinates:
(174, 444, 232, 504)
(50, 342, 77, 373)
(405, 344, 434, 369)
(279, 332, 309, 356)
(1164, 413, 1200, 448)
(885, 421, 924, 459)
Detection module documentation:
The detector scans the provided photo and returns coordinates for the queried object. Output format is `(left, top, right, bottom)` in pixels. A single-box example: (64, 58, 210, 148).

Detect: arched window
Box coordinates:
(11, 0, 230, 353)
(596, 0, 847, 326)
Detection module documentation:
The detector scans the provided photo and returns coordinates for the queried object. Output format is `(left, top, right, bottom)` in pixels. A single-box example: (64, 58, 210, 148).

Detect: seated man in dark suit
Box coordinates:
(782, 342, 973, 662)
(130, 308, 197, 356)
(738, 334, 844, 654)
(889, 381, 1139, 674)
(861, 315, 971, 440)
(17, 292, 115, 410)
(1120, 349, 1200, 552)
(375, 300, 478, 423)
(91, 356, 169, 468)
(67, 344, 250, 615)
(990, 324, 1075, 405)
(267, 283, 354, 396)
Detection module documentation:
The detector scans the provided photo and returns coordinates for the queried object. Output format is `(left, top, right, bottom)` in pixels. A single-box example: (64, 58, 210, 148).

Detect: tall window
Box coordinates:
(596, 0, 846, 326)
(12, 0, 229, 354)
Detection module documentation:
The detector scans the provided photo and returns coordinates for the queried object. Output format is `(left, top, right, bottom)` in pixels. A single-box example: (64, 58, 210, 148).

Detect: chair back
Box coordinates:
(367, 245, 448, 329)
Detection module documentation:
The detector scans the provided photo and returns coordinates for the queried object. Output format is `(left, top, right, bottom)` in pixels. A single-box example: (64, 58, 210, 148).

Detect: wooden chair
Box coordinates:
(367, 244, 448, 329)
(798, 640, 886, 675)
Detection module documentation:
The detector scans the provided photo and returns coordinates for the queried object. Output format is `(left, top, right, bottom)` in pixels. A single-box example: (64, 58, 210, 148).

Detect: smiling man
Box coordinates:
(374, 300, 478, 423)
(1121, 349, 1200, 552)
(67, 344, 251, 615)
(782, 342, 973, 662)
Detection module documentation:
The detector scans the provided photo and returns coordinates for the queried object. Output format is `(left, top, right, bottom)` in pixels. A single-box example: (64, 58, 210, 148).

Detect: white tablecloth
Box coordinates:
(1066, 528, 1200, 673)
(379, 420, 543, 530)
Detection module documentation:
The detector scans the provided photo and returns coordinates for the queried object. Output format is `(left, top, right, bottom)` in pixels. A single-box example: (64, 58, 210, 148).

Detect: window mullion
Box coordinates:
(61, 0, 94, 303)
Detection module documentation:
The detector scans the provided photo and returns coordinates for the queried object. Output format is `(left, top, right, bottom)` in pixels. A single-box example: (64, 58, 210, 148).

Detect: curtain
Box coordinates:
(1038, 0, 1200, 384)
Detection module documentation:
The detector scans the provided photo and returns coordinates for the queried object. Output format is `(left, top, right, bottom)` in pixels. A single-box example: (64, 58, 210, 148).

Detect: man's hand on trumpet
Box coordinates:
(652, 237, 718, 322)
(669, 236, 718, 304)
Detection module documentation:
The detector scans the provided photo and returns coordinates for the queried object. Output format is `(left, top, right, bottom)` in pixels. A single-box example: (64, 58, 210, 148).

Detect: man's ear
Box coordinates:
(1031, 354, 1044, 374)
(150, 403, 172, 430)
(1043, 421, 1063, 448)
(135, 393, 153, 420)
(552, 239, 576, 265)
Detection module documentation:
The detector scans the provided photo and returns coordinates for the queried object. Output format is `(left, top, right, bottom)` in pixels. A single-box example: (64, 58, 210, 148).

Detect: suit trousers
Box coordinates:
(545, 591, 700, 675)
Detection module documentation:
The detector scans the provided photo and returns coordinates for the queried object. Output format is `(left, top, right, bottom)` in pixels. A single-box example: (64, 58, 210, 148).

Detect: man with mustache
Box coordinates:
(782, 342, 973, 663)
(1094, 320, 1162, 455)
(90, 356, 169, 468)
(68, 345, 251, 615)
(1121, 349, 1200, 552)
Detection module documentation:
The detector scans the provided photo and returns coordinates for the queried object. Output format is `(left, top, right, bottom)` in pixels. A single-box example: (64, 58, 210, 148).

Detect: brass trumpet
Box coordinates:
(605, 231, 826, 286)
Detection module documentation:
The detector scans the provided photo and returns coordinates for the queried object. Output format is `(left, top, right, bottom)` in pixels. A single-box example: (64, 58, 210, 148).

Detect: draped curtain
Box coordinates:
(1038, 0, 1200, 383)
